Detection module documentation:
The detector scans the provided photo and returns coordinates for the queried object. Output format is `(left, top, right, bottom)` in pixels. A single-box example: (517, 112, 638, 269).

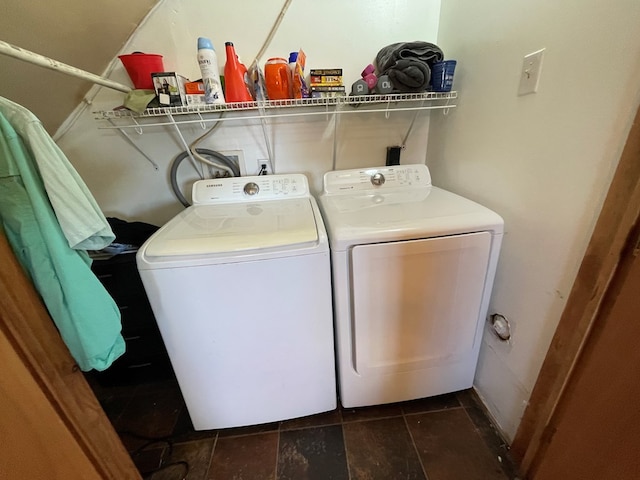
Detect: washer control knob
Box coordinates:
(371, 172, 386, 186)
(243, 182, 260, 196)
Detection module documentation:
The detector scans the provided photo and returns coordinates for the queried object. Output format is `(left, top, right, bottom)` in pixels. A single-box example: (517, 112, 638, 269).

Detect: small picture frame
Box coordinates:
(151, 72, 188, 106)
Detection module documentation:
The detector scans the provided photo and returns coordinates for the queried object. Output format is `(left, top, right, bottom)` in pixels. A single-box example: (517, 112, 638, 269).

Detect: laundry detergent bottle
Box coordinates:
(197, 37, 225, 104)
(223, 42, 253, 102)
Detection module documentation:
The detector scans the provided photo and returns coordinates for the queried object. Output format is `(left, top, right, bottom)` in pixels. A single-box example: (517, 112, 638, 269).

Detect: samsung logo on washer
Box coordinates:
(207, 183, 223, 187)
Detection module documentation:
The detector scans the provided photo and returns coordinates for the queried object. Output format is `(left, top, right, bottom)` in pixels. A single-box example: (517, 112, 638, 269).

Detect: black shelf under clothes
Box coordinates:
(90, 251, 173, 386)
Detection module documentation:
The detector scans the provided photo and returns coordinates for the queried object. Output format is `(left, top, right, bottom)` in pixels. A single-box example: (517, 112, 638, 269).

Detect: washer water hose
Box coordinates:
(168, 0, 295, 207)
(170, 148, 240, 207)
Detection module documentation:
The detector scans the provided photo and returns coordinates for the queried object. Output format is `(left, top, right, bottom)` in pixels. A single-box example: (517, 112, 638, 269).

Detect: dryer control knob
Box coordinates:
(243, 182, 260, 196)
(371, 172, 386, 186)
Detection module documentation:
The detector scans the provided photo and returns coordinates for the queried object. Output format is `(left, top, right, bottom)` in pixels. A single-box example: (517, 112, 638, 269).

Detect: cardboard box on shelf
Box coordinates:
(309, 69, 343, 76)
(310, 85, 347, 92)
(310, 75, 343, 86)
(292, 50, 309, 99)
(184, 80, 207, 106)
(186, 94, 207, 106)
(311, 91, 346, 99)
(311, 85, 346, 98)
(309, 68, 343, 87)
(184, 81, 204, 95)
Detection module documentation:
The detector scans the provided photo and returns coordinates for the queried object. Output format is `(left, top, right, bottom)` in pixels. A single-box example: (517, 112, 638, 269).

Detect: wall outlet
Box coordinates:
(386, 146, 402, 166)
(257, 158, 273, 175)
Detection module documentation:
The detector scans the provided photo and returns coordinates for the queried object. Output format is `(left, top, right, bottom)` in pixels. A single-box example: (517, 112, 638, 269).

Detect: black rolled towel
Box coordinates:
(375, 41, 444, 92)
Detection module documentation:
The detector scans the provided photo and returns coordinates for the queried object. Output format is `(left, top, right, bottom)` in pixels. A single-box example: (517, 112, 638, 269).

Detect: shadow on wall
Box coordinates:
(0, 0, 157, 133)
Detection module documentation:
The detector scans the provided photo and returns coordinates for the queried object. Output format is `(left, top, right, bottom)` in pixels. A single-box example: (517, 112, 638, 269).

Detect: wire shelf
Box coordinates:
(94, 91, 457, 119)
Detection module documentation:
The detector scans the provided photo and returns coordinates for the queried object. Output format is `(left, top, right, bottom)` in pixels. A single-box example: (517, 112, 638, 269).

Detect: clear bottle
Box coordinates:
(224, 42, 253, 103)
(197, 37, 225, 104)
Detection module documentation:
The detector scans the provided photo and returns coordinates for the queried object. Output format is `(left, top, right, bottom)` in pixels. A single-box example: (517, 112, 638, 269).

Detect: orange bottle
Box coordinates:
(264, 57, 291, 100)
(224, 42, 253, 102)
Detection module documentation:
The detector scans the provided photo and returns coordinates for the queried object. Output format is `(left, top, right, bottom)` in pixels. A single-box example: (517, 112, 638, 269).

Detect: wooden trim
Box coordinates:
(532, 211, 640, 478)
(511, 105, 640, 474)
(1, 328, 102, 479)
(0, 232, 141, 479)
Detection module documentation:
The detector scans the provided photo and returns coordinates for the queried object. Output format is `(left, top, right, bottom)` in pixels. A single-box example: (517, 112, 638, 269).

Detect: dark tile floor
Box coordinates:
(88, 374, 520, 480)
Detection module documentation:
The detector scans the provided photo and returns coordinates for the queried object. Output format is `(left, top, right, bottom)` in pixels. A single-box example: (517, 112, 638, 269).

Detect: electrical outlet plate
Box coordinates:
(258, 158, 273, 175)
(518, 48, 545, 96)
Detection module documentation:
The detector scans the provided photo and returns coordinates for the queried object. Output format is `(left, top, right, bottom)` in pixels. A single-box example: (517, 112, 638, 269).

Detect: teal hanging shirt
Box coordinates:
(0, 97, 114, 250)
(0, 111, 124, 371)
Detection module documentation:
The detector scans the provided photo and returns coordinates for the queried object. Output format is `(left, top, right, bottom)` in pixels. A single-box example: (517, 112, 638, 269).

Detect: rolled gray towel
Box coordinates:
(375, 41, 444, 92)
(387, 59, 431, 92)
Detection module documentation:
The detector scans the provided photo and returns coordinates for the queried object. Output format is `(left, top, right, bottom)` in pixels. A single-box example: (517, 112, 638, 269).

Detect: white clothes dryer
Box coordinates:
(137, 174, 336, 430)
(318, 164, 503, 408)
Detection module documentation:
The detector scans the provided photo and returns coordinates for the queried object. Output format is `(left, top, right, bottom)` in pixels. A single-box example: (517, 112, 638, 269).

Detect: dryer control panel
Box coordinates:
(323, 164, 432, 194)
(192, 174, 310, 204)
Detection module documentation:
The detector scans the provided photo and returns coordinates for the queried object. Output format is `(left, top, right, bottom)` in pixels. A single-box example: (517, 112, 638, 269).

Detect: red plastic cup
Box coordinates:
(118, 52, 164, 90)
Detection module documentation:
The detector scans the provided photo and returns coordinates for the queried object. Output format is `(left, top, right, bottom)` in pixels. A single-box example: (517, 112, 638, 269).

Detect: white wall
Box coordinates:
(58, 0, 441, 226)
(430, 0, 640, 439)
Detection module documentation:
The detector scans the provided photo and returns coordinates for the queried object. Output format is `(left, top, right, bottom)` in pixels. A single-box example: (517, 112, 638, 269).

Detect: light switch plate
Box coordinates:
(518, 48, 545, 96)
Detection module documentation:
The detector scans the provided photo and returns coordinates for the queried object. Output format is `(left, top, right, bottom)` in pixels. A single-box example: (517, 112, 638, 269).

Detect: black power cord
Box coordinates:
(119, 430, 190, 480)
(144, 462, 189, 480)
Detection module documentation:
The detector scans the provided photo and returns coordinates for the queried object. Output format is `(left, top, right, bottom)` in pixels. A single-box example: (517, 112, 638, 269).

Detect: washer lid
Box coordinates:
(144, 198, 319, 257)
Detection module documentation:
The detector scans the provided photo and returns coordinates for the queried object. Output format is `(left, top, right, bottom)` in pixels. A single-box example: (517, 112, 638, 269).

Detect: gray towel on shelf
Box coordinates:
(375, 41, 444, 92)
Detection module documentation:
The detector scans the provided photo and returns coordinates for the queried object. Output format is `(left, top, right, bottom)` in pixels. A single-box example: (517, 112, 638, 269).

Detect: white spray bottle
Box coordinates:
(197, 37, 225, 104)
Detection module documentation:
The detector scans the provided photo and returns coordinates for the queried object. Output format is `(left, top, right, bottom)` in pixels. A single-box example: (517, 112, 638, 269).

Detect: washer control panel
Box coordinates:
(192, 174, 309, 204)
(323, 164, 432, 194)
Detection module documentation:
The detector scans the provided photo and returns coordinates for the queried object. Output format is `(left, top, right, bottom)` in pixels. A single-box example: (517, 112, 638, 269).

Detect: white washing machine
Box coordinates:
(318, 164, 504, 408)
(137, 174, 336, 430)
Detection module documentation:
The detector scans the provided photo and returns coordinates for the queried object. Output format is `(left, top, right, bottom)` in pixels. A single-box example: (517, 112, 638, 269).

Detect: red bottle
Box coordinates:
(224, 42, 253, 102)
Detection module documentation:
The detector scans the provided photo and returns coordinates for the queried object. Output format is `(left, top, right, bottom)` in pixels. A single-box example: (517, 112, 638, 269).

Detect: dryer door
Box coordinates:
(350, 231, 492, 376)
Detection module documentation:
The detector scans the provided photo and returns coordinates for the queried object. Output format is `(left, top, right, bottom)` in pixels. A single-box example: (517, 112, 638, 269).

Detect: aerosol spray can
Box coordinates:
(197, 37, 225, 104)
